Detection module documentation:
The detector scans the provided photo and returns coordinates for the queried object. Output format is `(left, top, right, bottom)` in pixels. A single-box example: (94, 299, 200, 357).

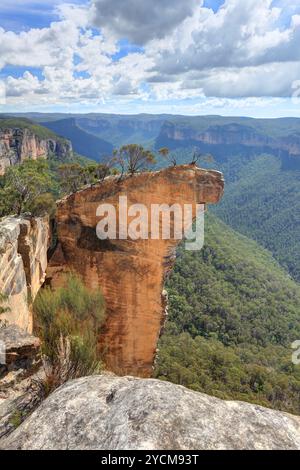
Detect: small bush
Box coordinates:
(33, 273, 106, 395)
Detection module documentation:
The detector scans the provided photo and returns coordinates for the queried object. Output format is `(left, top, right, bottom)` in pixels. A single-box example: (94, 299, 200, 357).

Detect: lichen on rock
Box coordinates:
(1, 374, 299, 450)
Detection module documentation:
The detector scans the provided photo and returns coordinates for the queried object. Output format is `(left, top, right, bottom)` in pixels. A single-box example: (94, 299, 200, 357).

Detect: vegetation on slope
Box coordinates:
(154, 149, 300, 283)
(213, 154, 300, 282)
(155, 213, 300, 415)
(0, 160, 57, 217)
(0, 157, 118, 218)
(43, 118, 113, 161)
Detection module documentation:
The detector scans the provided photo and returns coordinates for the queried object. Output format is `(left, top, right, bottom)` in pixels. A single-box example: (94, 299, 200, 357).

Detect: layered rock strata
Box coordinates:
(0, 216, 49, 331)
(0, 128, 72, 175)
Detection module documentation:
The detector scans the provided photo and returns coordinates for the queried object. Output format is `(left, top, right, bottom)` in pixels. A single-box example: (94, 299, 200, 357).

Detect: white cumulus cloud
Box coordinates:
(0, 0, 300, 109)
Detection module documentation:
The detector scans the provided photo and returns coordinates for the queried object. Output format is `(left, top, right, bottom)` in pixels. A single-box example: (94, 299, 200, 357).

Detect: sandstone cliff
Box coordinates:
(1, 375, 300, 450)
(0, 216, 49, 331)
(0, 127, 72, 175)
(48, 165, 224, 376)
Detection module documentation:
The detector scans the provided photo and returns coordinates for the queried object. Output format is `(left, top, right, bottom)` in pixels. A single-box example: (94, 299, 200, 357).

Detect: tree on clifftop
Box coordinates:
(190, 150, 215, 166)
(0, 159, 55, 217)
(159, 147, 177, 167)
(114, 144, 156, 177)
(58, 163, 85, 193)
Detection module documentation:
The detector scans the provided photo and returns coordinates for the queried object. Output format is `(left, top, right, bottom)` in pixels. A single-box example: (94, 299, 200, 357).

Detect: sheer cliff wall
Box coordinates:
(0, 128, 72, 175)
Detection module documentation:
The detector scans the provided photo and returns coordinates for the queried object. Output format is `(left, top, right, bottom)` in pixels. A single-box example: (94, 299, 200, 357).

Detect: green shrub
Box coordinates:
(33, 274, 106, 394)
(0, 159, 56, 217)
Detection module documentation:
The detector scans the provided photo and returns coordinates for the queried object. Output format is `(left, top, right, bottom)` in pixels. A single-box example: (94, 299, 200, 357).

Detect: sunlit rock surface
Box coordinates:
(0, 128, 72, 175)
(1, 375, 299, 450)
(48, 165, 224, 376)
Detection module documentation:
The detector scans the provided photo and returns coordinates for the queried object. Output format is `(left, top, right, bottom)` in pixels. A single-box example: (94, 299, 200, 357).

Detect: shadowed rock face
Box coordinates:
(1, 375, 300, 450)
(48, 165, 224, 376)
(0, 216, 49, 332)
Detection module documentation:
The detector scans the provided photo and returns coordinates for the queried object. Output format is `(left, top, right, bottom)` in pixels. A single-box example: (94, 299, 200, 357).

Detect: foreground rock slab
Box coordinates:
(1, 375, 300, 450)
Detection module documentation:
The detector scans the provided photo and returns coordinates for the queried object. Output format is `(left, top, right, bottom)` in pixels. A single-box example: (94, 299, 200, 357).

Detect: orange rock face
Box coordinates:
(48, 165, 224, 377)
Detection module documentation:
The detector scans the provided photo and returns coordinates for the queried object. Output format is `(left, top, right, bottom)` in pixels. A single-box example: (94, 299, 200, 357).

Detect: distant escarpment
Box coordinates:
(156, 121, 300, 169)
(0, 120, 73, 175)
(47, 165, 224, 376)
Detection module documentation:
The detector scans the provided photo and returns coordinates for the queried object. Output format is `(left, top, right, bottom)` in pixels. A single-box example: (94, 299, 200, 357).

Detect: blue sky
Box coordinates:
(203, 0, 225, 13)
(0, 1, 87, 31)
(0, 0, 300, 117)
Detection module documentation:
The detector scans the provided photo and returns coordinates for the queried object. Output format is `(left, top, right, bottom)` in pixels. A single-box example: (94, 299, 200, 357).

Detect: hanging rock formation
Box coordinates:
(48, 165, 224, 376)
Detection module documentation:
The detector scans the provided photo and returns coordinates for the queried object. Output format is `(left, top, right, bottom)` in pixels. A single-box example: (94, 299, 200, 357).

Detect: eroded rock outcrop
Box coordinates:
(1, 375, 300, 450)
(0, 216, 50, 331)
(0, 325, 42, 439)
(48, 165, 224, 376)
(0, 127, 72, 175)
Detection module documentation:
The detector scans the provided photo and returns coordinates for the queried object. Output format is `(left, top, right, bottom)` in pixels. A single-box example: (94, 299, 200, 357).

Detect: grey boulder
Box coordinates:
(1, 374, 300, 450)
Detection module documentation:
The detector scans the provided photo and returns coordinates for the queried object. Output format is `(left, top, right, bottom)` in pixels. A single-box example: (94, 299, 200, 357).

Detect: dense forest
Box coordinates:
(155, 214, 300, 415)
(213, 154, 300, 283)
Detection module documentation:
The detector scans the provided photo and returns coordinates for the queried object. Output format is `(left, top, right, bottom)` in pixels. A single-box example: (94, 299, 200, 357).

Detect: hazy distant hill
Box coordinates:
(12, 112, 168, 149)
(11, 113, 300, 169)
(42, 118, 113, 162)
(155, 116, 300, 170)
